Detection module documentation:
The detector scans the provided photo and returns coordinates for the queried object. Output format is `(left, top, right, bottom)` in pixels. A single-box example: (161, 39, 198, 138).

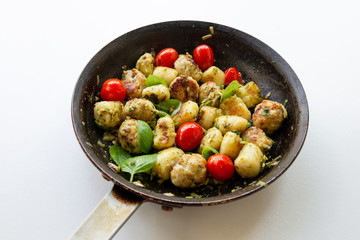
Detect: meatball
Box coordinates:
(198, 127, 223, 154)
(198, 81, 224, 107)
(118, 118, 141, 154)
(94, 101, 123, 128)
(153, 116, 176, 150)
(122, 68, 146, 99)
(200, 66, 225, 85)
(219, 132, 243, 160)
(214, 115, 248, 135)
(153, 147, 184, 181)
(172, 101, 199, 128)
(219, 96, 251, 121)
(196, 106, 223, 130)
(152, 66, 178, 86)
(241, 126, 274, 152)
(169, 76, 199, 102)
(170, 154, 207, 188)
(236, 81, 263, 108)
(142, 84, 170, 104)
(252, 100, 288, 135)
(174, 54, 202, 81)
(124, 98, 157, 126)
(135, 53, 154, 77)
(234, 143, 264, 178)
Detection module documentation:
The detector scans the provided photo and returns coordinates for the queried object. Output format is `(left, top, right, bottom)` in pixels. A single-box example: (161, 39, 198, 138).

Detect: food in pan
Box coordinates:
(93, 44, 288, 190)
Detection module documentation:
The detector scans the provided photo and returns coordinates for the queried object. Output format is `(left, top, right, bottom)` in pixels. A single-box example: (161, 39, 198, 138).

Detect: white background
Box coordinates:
(1, 0, 360, 239)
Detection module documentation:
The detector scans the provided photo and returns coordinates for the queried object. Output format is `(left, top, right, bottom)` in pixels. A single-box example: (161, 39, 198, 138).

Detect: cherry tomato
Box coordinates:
(100, 79, 126, 101)
(175, 122, 204, 151)
(224, 67, 242, 85)
(193, 44, 214, 71)
(155, 48, 178, 68)
(207, 154, 235, 181)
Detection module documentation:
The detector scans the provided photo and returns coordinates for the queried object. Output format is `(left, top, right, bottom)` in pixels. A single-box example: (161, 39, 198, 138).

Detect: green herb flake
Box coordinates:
(155, 99, 181, 113)
(220, 80, 241, 102)
(284, 99, 288, 107)
(120, 154, 157, 182)
(262, 107, 270, 116)
(137, 120, 153, 154)
(145, 75, 168, 87)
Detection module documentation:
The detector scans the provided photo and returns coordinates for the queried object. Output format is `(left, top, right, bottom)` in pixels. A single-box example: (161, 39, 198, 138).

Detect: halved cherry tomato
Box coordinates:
(193, 44, 214, 71)
(175, 122, 203, 151)
(224, 67, 242, 85)
(100, 79, 126, 101)
(207, 154, 235, 181)
(155, 48, 178, 68)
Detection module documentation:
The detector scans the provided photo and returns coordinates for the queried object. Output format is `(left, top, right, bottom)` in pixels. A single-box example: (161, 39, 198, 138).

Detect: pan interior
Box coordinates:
(72, 21, 308, 206)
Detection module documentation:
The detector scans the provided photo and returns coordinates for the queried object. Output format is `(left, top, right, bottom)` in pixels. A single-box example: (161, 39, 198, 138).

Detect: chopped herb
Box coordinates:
(220, 80, 241, 102)
(209, 26, 214, 35)
(264, 92, 271, 99)
(202, 34, 212, 40)
(284, 99, 288, 107)
(262, 107, 270, 116)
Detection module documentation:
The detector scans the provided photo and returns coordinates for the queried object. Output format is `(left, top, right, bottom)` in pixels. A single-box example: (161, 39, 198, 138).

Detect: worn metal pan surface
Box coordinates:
(71, 20, 308, 239)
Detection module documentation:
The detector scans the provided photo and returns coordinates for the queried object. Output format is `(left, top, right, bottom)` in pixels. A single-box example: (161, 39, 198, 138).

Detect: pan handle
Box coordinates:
(69, 184, 144, 240)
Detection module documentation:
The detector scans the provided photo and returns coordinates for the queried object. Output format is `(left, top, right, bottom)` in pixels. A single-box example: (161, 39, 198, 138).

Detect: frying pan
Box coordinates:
(70, 20, 309, 239)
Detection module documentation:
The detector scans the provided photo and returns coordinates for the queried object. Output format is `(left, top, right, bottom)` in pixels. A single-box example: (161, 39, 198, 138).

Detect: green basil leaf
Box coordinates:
(202, 146, 219, 160)
(137, 120, 153, 154)
(109, 145, 131, 166)
(120, 154, 157, 182)
(145, 75, 168, 87)
(157, 110, 169, 118)
(220, 80, 241, 102)
(155, 99, 181, 113)
(170, 101, 182, 117)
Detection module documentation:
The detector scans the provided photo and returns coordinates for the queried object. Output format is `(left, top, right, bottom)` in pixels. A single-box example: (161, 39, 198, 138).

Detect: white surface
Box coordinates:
(1, 0, 359, 239)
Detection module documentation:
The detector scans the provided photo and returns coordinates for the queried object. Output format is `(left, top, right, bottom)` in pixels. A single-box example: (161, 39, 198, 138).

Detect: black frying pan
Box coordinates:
(71, 20, 309, 238)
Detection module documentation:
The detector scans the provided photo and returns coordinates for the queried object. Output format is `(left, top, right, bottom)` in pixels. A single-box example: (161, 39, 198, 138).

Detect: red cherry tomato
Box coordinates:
(155, 48, 178, 68)
(100, 79, 126, 101)
(207, 154, 235, 181)
(224, 67, 242, 85)
(193, 44, 214, 71)
(175, 122, 204, 151)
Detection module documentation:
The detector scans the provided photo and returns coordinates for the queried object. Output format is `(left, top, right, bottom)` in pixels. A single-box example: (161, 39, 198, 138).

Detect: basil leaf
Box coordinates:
(220, 80, 241, 102)
(145, 75, 168, 87)
(170, 101, 182, 117)
(202, 146, 219, 160)
(120, 154, 157, 182)
(109, 145, 131, 166)
(137, 120, 153, 154)
(157, 110, 169, 118)
(155, 99, 181, 113)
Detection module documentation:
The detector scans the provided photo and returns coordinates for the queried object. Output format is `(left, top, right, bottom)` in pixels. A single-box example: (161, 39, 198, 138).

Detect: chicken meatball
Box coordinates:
(174, 54, 202, 81)
(136, 53, 154, 77)
(214, 115, 248, 135)
(170, 154, 207, 188)
(220, 132, 243, 160)
(234, 143, 264, 178)
(153, 147, 184, 181)
(198, 81, 223, 107)
(198, 127, 223, 154)
(124, 98, 157, 126)
(200, 66, 225, 85)
(153, 116, 176, 150)
(169, 76, 199, 102)
(172, 101, 199, 128)
(236, 81, 263, 108)
(122, 68, 146, 99)
(219, 96, 251, 121)
(152, 66, 178, 86)
(252, 100, 288, 135)
(142, 84, 170, 104)
(94, 101, 123, 128)
(241, 126, 274, 153)
(196, 106, 223, 130)
(118, 118, 141, 154)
